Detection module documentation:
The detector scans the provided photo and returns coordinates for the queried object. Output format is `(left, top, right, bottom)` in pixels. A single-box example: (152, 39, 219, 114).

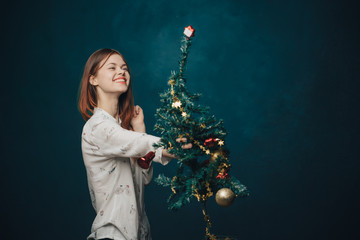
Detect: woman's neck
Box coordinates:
(97, 94, 120, 120)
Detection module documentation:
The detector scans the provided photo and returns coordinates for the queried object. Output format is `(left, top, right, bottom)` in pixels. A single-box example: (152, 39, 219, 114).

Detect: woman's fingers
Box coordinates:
(134, 105, 143, 117)
(181, 143, 193, 149)
(176, 137, 187, 143)
(134, 105, 139, 115)
(175, 138, 192, 149)
(137, 105, 143, 113)
(164, 138, 192, 159)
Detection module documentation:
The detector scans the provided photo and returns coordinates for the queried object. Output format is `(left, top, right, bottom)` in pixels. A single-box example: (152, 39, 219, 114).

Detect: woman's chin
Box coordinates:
(115, 88, 129, 95)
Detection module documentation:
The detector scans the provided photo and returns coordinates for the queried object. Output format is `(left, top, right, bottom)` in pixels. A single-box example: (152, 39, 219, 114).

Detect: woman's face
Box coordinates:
(90, 54, 130, 96)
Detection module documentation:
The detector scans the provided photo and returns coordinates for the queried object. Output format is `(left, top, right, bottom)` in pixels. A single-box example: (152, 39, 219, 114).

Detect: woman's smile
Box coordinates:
(113, 77, 127, 84)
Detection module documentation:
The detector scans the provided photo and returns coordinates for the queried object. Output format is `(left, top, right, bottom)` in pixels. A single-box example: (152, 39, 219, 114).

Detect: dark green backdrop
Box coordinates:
(2, 0, 359, 239)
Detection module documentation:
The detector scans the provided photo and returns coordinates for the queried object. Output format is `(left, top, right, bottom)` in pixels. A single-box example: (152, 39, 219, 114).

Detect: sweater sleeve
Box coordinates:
(89, 119, 172, 165)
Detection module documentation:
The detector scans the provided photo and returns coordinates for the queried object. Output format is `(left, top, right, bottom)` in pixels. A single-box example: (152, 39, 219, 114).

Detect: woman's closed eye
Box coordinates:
(109, 67, 127, 71)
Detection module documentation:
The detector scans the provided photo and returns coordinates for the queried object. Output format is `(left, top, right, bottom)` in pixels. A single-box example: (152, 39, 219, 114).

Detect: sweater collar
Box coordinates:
(94, 107, 121, 124)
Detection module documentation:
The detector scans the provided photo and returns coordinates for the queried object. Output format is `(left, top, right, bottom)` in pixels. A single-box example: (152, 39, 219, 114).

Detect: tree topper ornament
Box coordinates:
(184, 25, 195, 38)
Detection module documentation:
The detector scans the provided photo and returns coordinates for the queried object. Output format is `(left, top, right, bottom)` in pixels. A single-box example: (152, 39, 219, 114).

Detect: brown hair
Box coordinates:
(78, 48, 134, 130)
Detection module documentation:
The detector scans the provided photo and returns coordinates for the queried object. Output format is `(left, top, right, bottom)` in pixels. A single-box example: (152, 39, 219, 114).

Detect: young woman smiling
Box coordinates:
(78, 48, 191, 240)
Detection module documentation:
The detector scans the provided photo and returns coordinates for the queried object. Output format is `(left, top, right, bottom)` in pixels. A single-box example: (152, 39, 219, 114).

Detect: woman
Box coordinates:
(78, 48, 191, 240)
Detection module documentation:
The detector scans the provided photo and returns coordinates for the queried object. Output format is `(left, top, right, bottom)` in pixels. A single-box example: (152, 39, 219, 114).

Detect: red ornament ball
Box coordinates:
(137, 151, 155, 169)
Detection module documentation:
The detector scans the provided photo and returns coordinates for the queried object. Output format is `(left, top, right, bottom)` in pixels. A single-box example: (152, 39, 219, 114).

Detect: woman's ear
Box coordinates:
(89, 75, 98, 86)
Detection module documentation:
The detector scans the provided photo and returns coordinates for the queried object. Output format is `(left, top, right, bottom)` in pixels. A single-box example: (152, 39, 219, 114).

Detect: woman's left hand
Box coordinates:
(162, 138, 193, 159)
(131, 105, 146, 133)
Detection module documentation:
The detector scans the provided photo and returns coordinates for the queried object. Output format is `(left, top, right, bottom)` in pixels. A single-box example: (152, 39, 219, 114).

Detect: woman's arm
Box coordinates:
(89, 118, 162, 158)
(88, 119, 191, 161)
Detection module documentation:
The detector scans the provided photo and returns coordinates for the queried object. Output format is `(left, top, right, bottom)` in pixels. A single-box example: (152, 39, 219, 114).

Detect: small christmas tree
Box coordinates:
(153, 26, 249, 239)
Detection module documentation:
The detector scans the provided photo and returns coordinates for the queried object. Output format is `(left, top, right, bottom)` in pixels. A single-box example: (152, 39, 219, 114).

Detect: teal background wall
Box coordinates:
(1, 0, 359, 239)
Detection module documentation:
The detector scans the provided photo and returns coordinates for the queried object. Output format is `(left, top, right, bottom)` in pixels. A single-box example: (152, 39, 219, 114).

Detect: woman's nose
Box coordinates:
(118, 69, 125, 75)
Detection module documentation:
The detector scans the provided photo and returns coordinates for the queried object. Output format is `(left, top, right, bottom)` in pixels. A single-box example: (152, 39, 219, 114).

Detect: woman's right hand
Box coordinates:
(162, 138, 193, 159)
(131, 105, 146, 133)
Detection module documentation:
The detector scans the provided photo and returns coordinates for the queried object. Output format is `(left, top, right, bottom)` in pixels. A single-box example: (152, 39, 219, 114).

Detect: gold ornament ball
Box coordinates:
(215, 188, 235, 207)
